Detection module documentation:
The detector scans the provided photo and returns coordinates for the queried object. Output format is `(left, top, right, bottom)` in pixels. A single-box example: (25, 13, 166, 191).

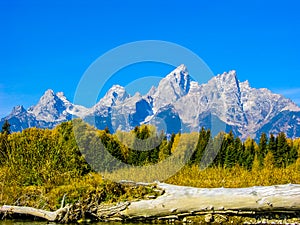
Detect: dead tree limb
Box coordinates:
(0, 205, 69, 221)
(119, 183, 300, 220)
(1, 183, 300, 222)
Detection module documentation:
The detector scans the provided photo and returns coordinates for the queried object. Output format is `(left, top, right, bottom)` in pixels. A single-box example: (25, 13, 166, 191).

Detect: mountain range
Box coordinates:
(2, 64, 300, 140)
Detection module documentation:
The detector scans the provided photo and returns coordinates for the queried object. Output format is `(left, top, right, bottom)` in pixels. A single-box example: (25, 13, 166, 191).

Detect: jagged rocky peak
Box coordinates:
(28, 89, 69, 122)
(171, 63, 188, 75)
(33, 89, 58, 106)
(56, 91, 69, 103)
(2, 64, 300, 139)
(146, 86, 156, 96)
(107, 85, 128, 98)
(214, 70, 238, 85)
(240, 80, 250, 88)
(104, 85, 130, 105)
(97, 85, 130, 107)
(42, 89, 64, 104)
(43, 89, 55, 98)
(152, 64, 191, 110)
(207, 70, 242, 96)
(10, 105, 27, 116)
(165, 64, 190, 93)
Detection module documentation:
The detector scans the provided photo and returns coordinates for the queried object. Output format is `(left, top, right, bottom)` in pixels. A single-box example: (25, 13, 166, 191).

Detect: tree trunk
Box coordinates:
(1, 183, 300, 222)
(0, 205, 69, 221)
(119, 183, 300, 220)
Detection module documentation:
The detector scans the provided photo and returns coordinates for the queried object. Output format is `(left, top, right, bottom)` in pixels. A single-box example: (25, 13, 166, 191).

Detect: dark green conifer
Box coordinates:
(1, 120, 11, 135)
(258, 133, 268, 167)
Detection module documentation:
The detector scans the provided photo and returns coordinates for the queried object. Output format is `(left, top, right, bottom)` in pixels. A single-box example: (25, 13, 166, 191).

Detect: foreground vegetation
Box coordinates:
(0, 119, 299, 222)
(0, 121, 159, 213)
(167, 163, 300, 188)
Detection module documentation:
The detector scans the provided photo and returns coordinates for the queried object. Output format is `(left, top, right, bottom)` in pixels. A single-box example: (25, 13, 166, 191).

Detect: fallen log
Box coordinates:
(120, 183, 300, 219)
(0, 205, 69, 221)
(0, 194, 70, 222)
(1, 183, 300, 223)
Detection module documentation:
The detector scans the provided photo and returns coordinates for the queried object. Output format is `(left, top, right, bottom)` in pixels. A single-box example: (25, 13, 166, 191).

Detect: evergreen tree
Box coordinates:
(0, 120, 11, 164)
(258, 133, 268, 167)
(1, 120, 11, 135)
(214, 132, 228, 167)
(0, 133, 9, 164)
(224, 131, 236, 168)
(275, 132, 290, 167)
(234, 137, 244, 166)
(129, 125, 161, 166)
(168, 133, 176, 154)
(190, 127, 210, 165)
(268, 133, 277, 154)
(288, 140, 298, 165)
(104, 126, 110, 134)
(241, 137, 255, 170)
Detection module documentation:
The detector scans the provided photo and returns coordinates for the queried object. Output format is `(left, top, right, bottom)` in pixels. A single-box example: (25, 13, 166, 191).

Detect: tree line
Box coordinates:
(0, 119, 299, 186)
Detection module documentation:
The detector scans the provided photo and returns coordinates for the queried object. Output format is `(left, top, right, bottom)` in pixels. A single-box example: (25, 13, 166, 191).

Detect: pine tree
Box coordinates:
(190, 127, 210, 165)
(0, 120, 11, 164)
(1, 120, 11, 135)
(287, 139, 298, 165)
(234, 137, 244, 166)
(276, 132, 289, 167)
(258, 133, 268, 167)
(268, 134, 277, 154)
(242, 137, 255, 170)
(224, 131, 235, 168)
(104, 126, 110, 134)
(167, 133, 176, 154)
(0, 133, 9, 164)
(214, 132, 227, 167)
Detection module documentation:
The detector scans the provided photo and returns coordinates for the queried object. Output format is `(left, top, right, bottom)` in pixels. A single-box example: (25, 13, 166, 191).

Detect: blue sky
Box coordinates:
(1, 0, 300, 117)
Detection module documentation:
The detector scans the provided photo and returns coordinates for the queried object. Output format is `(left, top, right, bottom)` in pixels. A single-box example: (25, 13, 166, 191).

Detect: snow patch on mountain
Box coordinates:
(2, 64, 300, 140)
(28, 89, 70, 122)
(152, 64, 190, 111)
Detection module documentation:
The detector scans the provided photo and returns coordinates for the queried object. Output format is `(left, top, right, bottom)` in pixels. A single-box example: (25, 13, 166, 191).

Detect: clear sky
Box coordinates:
(1, 0, 300, 117)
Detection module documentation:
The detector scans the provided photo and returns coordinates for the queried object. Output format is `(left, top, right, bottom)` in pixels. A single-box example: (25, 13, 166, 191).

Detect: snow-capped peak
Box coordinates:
(10, 105, 27, 116)
(95, 85, 130, 108)
(27, 89, 70, 122)
(2, 65, 300, 140)
(31, 89, 58, 110)
(108, 85, 129, 100)
(146, 86, 157, 97)
(215, 70, 238, 86)
(152, 64, 191, 110)
(171, 64, 188, 76)
(165, 64, 190, 93)
(43, 89, 55, 98)
(56, 92, 69, 104)
(240, 80, 250, 88)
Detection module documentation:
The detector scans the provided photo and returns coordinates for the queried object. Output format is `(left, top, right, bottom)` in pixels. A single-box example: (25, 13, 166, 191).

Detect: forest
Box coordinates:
(0, 119, 299, 216)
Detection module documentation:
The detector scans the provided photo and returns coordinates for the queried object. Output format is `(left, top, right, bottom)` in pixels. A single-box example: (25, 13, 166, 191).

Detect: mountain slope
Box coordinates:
(1, 65, 300, 140)
(0, 90, 89, 132)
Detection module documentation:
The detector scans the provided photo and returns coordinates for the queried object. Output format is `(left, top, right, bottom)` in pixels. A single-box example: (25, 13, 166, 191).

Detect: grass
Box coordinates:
(0, 170, 159, 211)
(166, 163, 300, 188)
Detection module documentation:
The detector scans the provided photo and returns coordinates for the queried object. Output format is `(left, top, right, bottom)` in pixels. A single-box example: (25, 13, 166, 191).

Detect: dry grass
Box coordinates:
(0, 171, 158, 210)
(166, 163, 300, 188)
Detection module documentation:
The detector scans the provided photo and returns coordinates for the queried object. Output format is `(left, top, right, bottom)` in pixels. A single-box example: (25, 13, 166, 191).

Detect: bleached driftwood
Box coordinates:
(119, 183, 300, 220)
(0, 194, 70, 222)
(0, 205, 69, 221)
(1, 183, 300, 222)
